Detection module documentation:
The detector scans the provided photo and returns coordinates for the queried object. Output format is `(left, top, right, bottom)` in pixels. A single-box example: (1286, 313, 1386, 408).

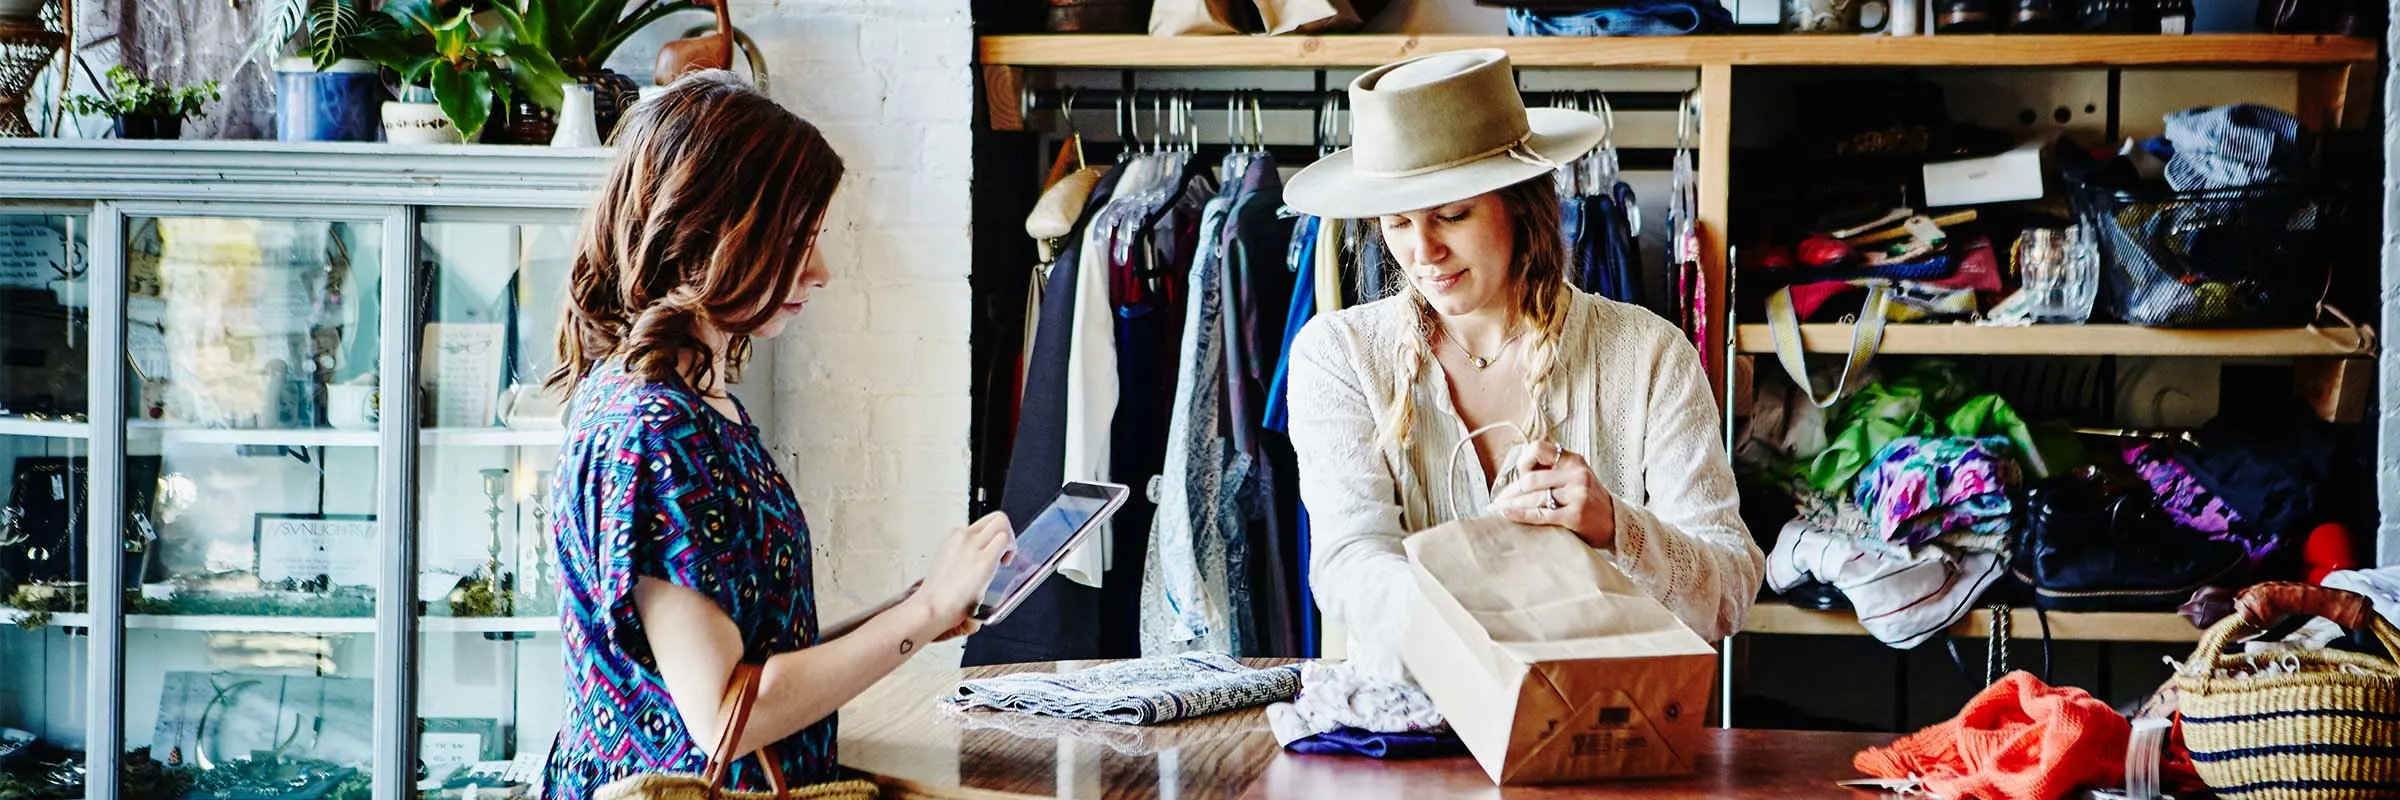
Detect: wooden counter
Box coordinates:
(838, 661, 1898, 799)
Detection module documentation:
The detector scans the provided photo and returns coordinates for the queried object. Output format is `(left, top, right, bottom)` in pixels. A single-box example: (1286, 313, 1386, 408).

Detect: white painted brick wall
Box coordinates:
(739, 0, 978, 664)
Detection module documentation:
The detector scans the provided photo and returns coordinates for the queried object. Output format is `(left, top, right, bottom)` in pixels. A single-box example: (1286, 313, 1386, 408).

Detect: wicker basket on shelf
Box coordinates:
(2174, 582, 2400, 800)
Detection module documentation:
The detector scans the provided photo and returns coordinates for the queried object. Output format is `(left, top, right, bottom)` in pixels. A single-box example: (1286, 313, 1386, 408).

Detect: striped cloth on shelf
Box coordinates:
(947, 652, 1300, 725)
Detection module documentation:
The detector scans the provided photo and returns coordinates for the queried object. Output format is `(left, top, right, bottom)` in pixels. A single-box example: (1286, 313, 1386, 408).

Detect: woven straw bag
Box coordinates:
(595, 664, 879, 800)
(2174, 582, 2400, 800)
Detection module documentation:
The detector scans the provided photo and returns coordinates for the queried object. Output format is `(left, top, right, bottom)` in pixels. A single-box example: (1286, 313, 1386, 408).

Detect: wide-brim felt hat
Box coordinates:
(1283, 49, 1607, 220)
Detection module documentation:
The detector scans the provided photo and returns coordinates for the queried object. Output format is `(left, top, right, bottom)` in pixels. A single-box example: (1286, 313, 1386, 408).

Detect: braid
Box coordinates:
(1376, 290, 1438, 457)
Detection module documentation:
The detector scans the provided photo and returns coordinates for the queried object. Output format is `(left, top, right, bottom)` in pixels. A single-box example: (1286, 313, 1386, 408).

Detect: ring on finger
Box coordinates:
(1543, 487, 1562, 510)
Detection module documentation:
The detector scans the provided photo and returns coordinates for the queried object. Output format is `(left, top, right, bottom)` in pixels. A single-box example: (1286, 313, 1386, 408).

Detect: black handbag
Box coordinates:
(0, 456, 164, 594)
(2009, 469, 2245, 612)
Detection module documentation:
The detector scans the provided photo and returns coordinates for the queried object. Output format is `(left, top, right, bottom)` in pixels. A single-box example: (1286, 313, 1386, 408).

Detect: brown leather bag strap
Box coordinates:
(699, 663, 789, 800)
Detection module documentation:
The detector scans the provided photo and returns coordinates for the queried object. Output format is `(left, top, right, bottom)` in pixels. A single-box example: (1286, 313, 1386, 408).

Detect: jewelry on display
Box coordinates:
(1544, 487, 1562, 510)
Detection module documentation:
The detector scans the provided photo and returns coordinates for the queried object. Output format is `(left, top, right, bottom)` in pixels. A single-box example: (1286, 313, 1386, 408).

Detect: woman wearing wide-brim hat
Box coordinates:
(1283, 50, 1763, 674)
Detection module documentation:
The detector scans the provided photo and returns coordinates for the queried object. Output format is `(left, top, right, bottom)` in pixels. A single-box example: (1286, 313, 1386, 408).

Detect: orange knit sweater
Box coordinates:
(1854, 671, 2131, 800)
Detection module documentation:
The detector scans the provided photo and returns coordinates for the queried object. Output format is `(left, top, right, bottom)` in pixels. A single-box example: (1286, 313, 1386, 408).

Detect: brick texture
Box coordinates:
(742, 0, 978, 662)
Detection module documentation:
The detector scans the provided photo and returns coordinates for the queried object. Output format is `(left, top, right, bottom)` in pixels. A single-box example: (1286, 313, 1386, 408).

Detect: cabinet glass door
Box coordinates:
(1, 210, 93, 800)
(413, 216, 577, 800)
(115, 211, 389, 800)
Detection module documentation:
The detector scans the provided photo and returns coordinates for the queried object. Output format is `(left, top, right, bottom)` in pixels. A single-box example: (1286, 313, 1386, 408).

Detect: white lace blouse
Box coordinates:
(1285, 290, 1764, 676)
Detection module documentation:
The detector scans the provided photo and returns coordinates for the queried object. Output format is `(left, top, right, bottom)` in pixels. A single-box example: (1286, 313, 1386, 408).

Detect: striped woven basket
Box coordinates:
(2175, 582, 2400, 800)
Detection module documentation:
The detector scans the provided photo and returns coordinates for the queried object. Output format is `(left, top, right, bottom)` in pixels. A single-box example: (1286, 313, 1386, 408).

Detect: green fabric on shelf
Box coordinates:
(1804, 361, 2047, 496)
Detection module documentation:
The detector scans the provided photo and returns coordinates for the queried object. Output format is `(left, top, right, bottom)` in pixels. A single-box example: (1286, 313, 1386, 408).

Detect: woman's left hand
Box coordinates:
(1489, 440, 1618, 550)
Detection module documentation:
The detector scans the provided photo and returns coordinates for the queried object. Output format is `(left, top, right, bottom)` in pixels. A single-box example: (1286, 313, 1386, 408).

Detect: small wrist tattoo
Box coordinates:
(899, 638, 916, 654)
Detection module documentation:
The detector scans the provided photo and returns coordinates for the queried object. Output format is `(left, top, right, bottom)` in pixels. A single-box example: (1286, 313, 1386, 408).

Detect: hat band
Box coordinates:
(1354, 132, 1563, 180)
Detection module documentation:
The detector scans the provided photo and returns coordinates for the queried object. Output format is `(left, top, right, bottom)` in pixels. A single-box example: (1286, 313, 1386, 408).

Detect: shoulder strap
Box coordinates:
(1767, 281, 1889, 409)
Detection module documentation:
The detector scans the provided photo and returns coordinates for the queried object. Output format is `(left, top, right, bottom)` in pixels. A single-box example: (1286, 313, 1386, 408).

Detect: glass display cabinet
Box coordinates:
(0, 141, 609, 800)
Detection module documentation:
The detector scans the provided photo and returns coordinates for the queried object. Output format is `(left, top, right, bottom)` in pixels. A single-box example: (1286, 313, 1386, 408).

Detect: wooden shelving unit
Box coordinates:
(974, 30, 2383, 719)
(1735, 323, 2374, 357)
(979, 33, 2375, 68)
(1745, 603, 2203, 644)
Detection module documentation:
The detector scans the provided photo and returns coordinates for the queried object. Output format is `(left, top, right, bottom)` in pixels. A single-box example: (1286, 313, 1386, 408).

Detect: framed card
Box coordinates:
(253, 513, 378, 588)
(419, 717, 504, 784)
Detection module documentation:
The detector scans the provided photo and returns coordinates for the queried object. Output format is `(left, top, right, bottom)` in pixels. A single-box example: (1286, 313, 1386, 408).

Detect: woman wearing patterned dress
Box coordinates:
(1281, 51, 1763, 678)
(539, 71, 1015, 800)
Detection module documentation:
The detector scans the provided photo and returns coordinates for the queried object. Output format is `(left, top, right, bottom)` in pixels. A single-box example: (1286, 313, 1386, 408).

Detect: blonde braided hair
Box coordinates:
(1372, 176, 1573, 459)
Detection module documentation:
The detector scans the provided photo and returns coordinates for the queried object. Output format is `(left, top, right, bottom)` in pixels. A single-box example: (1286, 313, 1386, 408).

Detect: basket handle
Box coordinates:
(701, 663, 790, 800)
(2181, 582, 2400, 678)
(2238, 581, 2373, 632)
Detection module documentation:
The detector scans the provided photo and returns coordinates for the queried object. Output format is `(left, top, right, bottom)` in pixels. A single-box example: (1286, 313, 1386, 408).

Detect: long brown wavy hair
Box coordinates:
(548, 70, 845, 399)
(1372, 176, 1573, 456)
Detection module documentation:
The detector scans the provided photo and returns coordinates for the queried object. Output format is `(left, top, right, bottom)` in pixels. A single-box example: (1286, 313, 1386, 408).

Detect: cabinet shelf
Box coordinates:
(0, 421, 566, 448)
(0, 418, 89, 439)
(1733, 323, 2372, 357)
(979, 34, 2377, 69)
(422, 428, 565, 447)
(4, 608, 556, 634)
(1744, 603, 2202, 643)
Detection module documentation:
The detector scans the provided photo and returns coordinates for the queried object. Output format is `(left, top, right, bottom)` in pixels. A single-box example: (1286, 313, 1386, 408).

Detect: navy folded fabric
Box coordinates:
(1284, 727, 1469, 759)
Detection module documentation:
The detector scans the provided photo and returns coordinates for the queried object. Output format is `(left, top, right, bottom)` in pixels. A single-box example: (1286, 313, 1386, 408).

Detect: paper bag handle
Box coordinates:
(700, 663, 789, 800)
(1443, 421, 1529, 522)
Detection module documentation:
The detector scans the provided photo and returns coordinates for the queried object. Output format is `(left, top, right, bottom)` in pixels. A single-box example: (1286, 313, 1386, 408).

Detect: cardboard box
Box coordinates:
(1401, 518, 1718, 785)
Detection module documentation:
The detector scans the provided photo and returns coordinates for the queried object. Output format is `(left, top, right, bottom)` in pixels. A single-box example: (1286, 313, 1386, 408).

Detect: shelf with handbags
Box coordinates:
(977, 33, 2377, 68)
(0, 143, 604, 800)
(1722, 72, 2381, 656)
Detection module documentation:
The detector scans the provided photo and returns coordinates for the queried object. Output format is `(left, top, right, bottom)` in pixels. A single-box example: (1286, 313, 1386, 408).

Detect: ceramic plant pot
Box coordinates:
(275, 57, 383, 142)
(381, 101, 463, 145)
(112, 114, 181, 140)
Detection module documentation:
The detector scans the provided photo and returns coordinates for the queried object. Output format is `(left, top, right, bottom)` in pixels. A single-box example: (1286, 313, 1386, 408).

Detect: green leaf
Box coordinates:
(305, 0, 362, 71)
(380, 0, 442, 29)
(589, 1, 698, 71)
(431, 60, 494, 140)
(508, 42, 570, 110)
(565, 0, 632, 66)
(241, 0, 309, 65)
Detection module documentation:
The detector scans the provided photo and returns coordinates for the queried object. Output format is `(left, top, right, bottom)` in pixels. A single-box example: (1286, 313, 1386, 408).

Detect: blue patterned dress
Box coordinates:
(542, 359, 830, 800)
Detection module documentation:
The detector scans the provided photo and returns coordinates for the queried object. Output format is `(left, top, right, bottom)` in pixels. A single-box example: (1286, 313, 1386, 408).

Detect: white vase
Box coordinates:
(381, 101, 463, 145)
(550, 83, 601, 148)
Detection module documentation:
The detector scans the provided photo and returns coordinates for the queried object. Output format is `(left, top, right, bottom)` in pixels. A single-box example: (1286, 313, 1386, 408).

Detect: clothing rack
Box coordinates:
(1018, 86, 1686, 171)
(1021, 87, 1688, 117)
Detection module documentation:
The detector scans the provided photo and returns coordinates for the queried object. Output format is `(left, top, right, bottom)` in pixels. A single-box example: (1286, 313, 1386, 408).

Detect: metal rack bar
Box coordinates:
(1021, 86, 1688, 122)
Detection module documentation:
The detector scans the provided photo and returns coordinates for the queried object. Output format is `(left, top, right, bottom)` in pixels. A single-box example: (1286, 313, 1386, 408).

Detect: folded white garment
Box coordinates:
(1263, 660, 1447, 747)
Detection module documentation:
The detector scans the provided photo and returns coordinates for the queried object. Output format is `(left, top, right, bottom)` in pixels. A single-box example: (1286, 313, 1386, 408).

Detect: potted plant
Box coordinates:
(249, 0, 404, 142)
(63, 67, 222, 140)
(367, 2, 525, 143)
(491, 0, 701, 141)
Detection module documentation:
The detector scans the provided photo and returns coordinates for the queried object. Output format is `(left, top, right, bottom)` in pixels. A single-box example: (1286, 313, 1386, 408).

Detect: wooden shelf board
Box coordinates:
(0, 418, 91, 439)
(1733, 323, 2372, 357)
(980, 34, 2376, 69)
(1744, 603, 2201, 643)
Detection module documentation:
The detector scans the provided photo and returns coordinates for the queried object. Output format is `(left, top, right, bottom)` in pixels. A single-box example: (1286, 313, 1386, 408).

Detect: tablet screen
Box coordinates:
(979, 485, 1117, 614)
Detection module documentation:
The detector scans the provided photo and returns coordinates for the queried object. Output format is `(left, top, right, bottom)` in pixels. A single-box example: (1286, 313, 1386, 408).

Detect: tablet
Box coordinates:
(971, 481, 1130, 625)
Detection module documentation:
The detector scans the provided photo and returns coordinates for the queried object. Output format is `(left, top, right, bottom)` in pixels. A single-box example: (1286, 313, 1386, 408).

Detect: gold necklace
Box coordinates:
(1444, 325, 1526, 370)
